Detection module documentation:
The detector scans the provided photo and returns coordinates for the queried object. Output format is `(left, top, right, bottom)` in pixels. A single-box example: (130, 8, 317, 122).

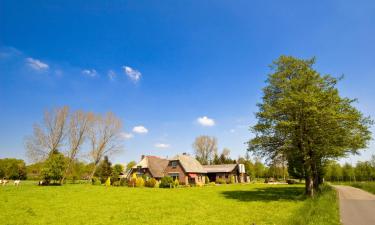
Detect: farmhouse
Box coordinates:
(128, 155, 169, 180)
(127, 153, 248, 185)
(164, 154, 206, 185)
(203, 164, 246, 183)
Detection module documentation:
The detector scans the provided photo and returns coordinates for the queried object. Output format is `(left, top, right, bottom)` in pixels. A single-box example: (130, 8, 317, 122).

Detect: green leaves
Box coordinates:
(249, 55, 373, 195)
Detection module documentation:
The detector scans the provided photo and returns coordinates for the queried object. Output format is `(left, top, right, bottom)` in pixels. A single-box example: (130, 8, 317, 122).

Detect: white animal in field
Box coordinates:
(14, 180, 20, 186)
(0, 179, 2, 184)
(2, 179, 8, 186)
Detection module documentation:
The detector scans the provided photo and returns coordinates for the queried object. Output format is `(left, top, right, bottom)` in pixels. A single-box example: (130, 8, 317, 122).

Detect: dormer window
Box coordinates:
(171, 161, 177, 168)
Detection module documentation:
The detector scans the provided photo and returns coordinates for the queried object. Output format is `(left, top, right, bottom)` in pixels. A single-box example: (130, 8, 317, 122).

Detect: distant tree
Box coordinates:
(355, 161, 373, 181)
(41, 152, 67, 184)
(126, 161, 137, 172)
(0, 158, 27, 180)
(254, 159, 266, 179)
(96, 156, 113, 183)
(62, 110, 92, 183)
(25, 106, 69, 162)
(342, 163, 355, 182)
(193, 136, 218, 165)
(249, 56, 372, 196)
(111, 164, 124, 182)
(212, 153, 220, 165)
(88, 112, 123, 180)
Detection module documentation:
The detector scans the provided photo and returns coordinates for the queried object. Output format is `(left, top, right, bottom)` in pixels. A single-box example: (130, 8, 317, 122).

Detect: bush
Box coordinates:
(135, 177, 145, 187)
(160, 176, 174, 188)
(145, 178, 157, 188)
(205, 176, 210, 184)
(209, 182, 216, 186)
(105, 177, 111, 186)
(128, 178, 136, 187)
(173, 178, 179, 188)
(112, 181, 120, 186)
(92, 177, 101, 185)
(216, 178, 226, 184)
(228, 175, 235, 184)
(119, 178, 127, 186)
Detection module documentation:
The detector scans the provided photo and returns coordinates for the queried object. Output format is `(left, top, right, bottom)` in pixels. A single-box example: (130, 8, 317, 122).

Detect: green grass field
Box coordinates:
(0, 182, 339, 225)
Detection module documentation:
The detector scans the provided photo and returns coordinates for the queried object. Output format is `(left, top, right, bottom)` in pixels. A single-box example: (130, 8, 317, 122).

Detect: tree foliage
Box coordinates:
(249, 56, 372, 196)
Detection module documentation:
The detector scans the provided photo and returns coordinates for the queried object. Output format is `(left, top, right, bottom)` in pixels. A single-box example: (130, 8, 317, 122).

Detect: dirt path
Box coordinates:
(334, 185, 375, 225)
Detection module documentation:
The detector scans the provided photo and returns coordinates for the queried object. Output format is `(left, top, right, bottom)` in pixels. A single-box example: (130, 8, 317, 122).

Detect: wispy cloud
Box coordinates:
(132, 125, 148, 134)
(82, 69, 98, 77)
(197, 116, 215, 127)
(107, 70, 116, 81)
(26, 57, 49, 71)
(123, 66, 141, 82)
(154, 143, 170, 149)
(120, 132, 134, 140)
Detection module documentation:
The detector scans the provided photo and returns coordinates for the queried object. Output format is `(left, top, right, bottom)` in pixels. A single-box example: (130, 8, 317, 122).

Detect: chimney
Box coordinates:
(141, 155, 145, 160)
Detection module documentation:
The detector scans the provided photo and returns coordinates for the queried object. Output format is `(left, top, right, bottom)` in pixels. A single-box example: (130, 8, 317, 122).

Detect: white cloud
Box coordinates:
(154, 143, 170, 149)
(120, 132, 134, 140)
(197, 116, 215, 127)
(26, 57, 49, 71)
(132, 125, 148, 134)
(108, 70, 116, 81)
(82, 69, 98, 77)
(123, 66, 141, 82)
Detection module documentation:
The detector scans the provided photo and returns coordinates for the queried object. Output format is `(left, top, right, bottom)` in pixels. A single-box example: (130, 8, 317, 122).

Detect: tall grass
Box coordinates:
(288, 185, 340, 225)
(350, 182, 375, 194)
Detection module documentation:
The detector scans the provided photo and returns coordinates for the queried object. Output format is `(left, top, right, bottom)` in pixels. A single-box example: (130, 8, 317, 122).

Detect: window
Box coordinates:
(169, 173, 179, 181)
(171, 161, 177, 168)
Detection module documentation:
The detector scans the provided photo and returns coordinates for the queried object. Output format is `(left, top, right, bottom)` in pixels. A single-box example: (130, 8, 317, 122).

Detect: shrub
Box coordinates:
(216, 178, 226, 184)
(135, 177, 145, 187)
(209, 182, 216, 186)
(145, 178, 157, 188)
(112, 181, 120, 186)
(173, 178, 179, 188)
(160, 176, 174, 188)
(92, 177, 101, 185)
(105, 177, 111, 186)
(205, 176, 210, 184)
(41, 152, 66, 184)
(128, 178, 136, 187)
(228, 175, 235, 184)
(119, 178, 127, 186)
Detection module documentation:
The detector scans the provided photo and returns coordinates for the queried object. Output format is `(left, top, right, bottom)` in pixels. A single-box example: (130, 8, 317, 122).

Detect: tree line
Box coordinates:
(324, 155, 375, 182)
(25, 106, 123, 184)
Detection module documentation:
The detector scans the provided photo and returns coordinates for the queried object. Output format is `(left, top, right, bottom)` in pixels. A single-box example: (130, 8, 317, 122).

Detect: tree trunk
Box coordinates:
(305, 176, 314, 197)
(89, 164, 98, 181)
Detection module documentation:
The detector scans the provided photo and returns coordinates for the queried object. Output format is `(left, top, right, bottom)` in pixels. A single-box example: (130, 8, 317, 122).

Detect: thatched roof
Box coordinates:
(132, 156, 169, 178)
(203, 164, 237, 173)
(171, 154, 206, 173)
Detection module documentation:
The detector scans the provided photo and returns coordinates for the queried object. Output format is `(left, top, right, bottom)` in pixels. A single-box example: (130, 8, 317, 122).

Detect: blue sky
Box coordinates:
(0, 0, 374, 165)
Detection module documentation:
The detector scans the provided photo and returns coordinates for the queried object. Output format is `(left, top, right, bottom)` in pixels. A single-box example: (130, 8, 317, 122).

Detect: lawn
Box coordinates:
(0, 182, 339, 225)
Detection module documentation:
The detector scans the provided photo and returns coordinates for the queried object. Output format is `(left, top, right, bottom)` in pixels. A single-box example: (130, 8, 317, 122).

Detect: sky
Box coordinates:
(0, 0, 374, 165)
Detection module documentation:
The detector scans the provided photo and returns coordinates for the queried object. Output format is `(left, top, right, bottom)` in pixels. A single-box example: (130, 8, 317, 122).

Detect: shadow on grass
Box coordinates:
(221, 186, 305, 202)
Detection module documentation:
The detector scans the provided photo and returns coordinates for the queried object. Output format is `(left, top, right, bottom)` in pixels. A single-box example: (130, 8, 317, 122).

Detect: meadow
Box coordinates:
(0, 182, 339, 225)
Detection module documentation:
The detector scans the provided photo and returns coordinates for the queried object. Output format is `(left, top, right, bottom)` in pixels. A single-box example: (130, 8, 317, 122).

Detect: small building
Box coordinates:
(164, 154, 206, 185)
(203, 164, 246, 183)
(128, 155, 169, 180)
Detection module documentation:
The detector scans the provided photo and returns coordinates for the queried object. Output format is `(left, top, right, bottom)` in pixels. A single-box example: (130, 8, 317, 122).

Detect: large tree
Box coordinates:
(193, 135, 218, 165)
(249, 56, 372, 196)
(61, 110, 92, 183)
(26, 106, 69, 162)
(88, 112, 123, 179)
